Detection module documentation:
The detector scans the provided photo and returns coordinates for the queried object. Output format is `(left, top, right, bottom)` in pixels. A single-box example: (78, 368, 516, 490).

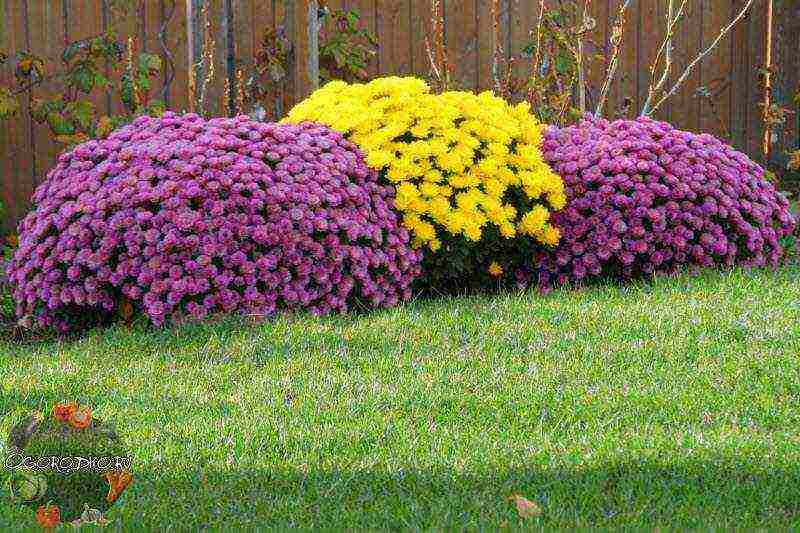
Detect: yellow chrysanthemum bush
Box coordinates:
(284, 76, 566, 289)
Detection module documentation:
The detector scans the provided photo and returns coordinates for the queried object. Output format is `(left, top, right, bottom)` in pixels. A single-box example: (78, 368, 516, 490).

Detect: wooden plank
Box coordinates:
(9, 0, 34, 224)
(508, 0, 530, 97)
(318, 0, 344, 84)
(108, 0, 138, 117)
(476, 0, 495, 91)
(699, 0, 734, 140)
(155, 0, 180, 109)
(590, 0, 611, 117)
(350, 0, 378, 78)
(28, 0, 65, 187)
(614, 0, 639, 118)
(192, 0, 228, 116)
(168, 0, 190, 112)
(584, 0, 609, 114)
(446, 0, 478, 90)
(275, 0, 295, 115)
(770, 0, 798, 164)
(792, 1, 800, 151)
(409, 0, 428, 82)
(375, 0, 388, 75)
(385, 0, 412, 76)
(231, 0, 253, 113)
(246, 0, 279, 118)
(729, 0, 751, 150)
(670, 0, 702, 132)
(637, 0, 667, 122)
(0, 0, 18, 231)
(746, 0, 767, 161)
(288, 0, 319, 103)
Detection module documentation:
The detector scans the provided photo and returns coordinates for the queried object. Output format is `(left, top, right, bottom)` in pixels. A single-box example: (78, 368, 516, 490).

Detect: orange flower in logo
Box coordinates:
(36, 504, 60, 529)
(68, 406, 92, 429)
(53, 401, 79, 423)
(105, 470, 133, 504)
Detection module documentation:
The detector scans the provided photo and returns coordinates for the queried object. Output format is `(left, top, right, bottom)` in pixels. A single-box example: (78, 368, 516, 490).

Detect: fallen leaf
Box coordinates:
(508, 494, 542, 519)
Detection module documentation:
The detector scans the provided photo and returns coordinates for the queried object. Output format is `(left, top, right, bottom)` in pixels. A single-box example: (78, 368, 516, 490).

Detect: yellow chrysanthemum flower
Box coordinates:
(284, 76, 564, 251)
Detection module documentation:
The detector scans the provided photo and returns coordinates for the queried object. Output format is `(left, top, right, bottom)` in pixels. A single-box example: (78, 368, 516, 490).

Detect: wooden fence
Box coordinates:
(1, 0, 798, 231)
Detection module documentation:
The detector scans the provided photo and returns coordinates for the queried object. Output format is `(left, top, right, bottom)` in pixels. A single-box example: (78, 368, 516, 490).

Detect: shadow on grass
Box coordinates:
(98, 460, 800, 529)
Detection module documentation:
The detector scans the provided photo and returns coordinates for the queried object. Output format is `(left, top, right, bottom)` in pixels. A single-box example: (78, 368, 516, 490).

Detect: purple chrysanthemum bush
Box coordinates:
(532, 116, 797, 288)
(7, 113, 422, 330)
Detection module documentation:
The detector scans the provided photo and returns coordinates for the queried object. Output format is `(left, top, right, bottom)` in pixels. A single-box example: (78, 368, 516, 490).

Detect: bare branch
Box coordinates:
(641, 0, 690, 116)
(644, 0, 755, 117)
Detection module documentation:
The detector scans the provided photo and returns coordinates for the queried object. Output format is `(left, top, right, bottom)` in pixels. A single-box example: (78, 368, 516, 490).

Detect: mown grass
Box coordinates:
(1, 267, 799, 531)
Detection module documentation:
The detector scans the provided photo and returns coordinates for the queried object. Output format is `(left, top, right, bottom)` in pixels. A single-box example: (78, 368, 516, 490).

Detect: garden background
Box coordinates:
(0, 0, 798, 231)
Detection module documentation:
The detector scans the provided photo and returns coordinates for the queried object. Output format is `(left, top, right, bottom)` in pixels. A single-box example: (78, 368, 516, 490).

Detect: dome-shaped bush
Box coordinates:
(284, 77, 565, 289)
(532, 116, 797, 287)
(7, 113, 422, 330)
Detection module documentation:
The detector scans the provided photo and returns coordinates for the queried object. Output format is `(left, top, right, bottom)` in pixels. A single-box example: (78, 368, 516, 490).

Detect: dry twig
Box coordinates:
(643, 0, 756, 117)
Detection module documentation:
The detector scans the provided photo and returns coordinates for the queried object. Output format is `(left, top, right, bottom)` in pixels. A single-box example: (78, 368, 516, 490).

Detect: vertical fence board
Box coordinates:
(386, 0, 412, 75)
(670, 0, 702, 132)
(637, 0, 664, 121)
(374, 0, 387, 75)
(351, 0, 378, 78)
(409, 0, 428, 80)
(700, 0, 733, 139)
(446, 0, 478, 90)
(475, 0, 494, 91)
(747, 0, 767, 161)
(508, 0, 529, 96)
(275, 1, 295, 114)
(10, 1, 34, 225)
(29, 0, 65, 188)
(793, 1, 800, 151)
(771, 0, 798, 167)
(170, 0, 189, 111)
(730, 0, 750, 150)
(592, 0, 611, 116)
(0, 0, 15, 231)
(614, 0, 638, 117)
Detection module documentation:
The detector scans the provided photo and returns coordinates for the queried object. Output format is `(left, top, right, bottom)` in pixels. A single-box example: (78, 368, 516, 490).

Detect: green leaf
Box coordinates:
(119, 74, 136, 109)
(95, 73, 109, 89)
(138, 53, 162, 76)
(46, 111, 75, 136)
(66, 100, 95, 132)
(147, 100, 166, 117)
(138, 76, 151, 92)
(30, 97, 66, 123)
(70, 62, 96, 93)
(95, 115, 115, 138)
(554, 53, 574, 75)
(0, 87, 20, 119)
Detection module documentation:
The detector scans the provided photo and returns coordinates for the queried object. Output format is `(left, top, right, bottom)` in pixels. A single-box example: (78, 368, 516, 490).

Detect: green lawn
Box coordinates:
(1, 267, 800, 530)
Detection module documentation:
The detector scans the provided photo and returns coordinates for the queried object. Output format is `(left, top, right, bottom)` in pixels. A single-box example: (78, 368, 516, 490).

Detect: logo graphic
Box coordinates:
(5, 402, 133, 529)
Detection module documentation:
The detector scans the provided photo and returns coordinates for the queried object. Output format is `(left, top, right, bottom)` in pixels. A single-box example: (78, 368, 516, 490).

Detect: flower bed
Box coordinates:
(532, 116, 797, 287)
(285, 77, 565, 288)
(7, 113, 421, 329)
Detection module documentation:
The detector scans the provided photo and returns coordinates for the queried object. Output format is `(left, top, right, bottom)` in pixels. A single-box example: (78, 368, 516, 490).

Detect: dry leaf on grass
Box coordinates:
(508, 494, 542, 519)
